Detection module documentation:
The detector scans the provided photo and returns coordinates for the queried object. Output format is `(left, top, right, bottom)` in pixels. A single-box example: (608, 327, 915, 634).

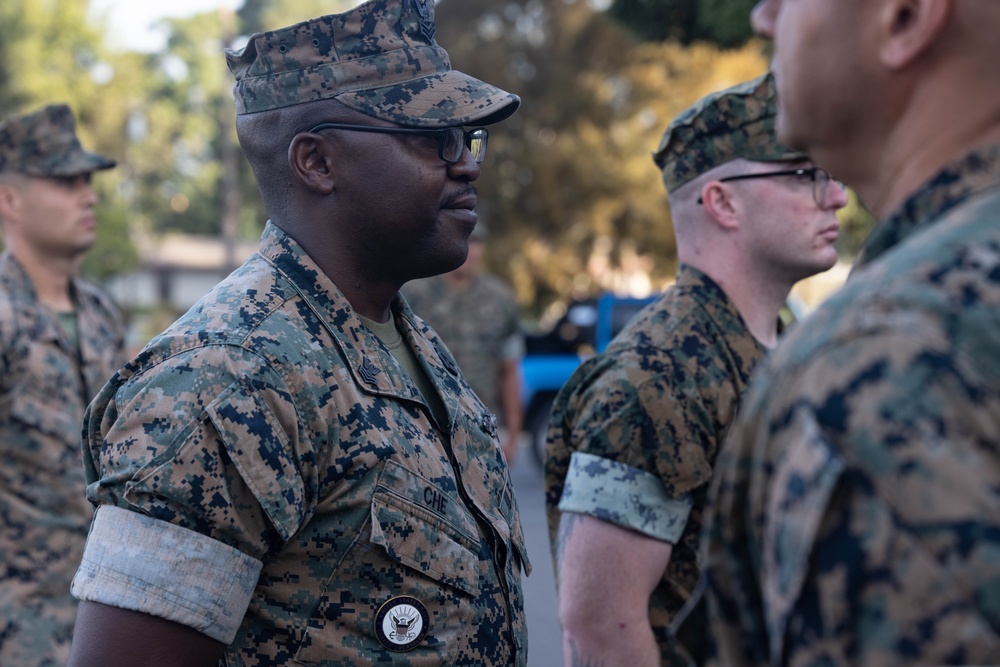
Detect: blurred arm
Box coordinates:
(498, 356, 523, 462)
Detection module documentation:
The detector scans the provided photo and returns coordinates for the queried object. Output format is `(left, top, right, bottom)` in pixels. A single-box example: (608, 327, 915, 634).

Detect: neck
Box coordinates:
(823, 72, 1000, 219)
(331, 278, 399, 323)
(683, 253, 790, 349)
(12, 246, 78, 311)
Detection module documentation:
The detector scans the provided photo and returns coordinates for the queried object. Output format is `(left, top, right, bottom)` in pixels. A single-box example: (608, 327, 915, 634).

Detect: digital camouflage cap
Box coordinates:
(654, 73, 806, 193)
(226, 0, 520, 127)
(0, 104, 115, 177)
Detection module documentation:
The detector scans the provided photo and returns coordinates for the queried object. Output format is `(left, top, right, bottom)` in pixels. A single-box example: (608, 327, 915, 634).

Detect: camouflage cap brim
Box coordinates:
(23, 149, 116, 177)
(0, 104, 116, 177)
(654, 74, 807, 193)
(336, 69, 520, 128)
(227, 0, 519, 127)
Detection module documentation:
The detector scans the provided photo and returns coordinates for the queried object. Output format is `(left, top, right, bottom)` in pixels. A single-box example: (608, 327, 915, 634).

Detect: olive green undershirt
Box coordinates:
(358, 314, 449, 431)
(57, 310, 80, 351)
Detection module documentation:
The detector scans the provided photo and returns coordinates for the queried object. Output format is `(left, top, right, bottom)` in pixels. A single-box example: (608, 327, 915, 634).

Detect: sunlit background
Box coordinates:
(0, 0, 874, 349)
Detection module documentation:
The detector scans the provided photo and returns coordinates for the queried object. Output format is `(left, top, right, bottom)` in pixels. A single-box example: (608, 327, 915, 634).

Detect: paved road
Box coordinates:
(509, 444, 564, 666)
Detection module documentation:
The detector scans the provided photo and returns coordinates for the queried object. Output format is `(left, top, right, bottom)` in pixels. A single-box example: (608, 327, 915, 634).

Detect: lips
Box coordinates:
(443, 191, 477, 212)
(818, 225, 840, 242)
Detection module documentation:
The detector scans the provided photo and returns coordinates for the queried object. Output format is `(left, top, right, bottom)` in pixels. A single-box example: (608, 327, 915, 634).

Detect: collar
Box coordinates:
(675, 263, 771, 357)
(259, 222, 459, 412)
(857, 142, 1000, 269)
(0, 252, 40, 302)
(0, 251, 78, 349)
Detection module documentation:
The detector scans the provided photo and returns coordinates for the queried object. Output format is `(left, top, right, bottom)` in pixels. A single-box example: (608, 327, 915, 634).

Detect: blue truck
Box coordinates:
(520, 292, 659, 465)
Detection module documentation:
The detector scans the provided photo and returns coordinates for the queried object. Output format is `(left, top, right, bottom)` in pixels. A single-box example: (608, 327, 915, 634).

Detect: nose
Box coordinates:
(751, 0, 777, 40)
(447, 146, 481, 182)
(824, 180, 850, 211)
(80, 182, 98, 207)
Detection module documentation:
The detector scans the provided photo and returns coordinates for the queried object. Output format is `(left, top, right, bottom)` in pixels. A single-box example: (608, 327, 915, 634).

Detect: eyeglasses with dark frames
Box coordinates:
(308, 122, 489, 164)
(697, 166, 840, 206)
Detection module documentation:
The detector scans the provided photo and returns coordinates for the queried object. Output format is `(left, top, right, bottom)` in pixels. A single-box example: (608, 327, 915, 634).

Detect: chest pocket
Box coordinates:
(8, 388, 81, 446)
(370, 460, 482, 596)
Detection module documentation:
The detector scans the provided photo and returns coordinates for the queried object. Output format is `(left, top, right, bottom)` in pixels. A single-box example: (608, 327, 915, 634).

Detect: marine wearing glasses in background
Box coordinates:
(67, 1, 529, 665)
(696, 166, 840, 205)
(544, 73, 847, 667)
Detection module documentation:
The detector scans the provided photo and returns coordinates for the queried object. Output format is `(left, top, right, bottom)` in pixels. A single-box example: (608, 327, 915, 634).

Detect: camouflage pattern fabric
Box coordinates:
(226, 0, 519, 127)
(0, 104, 115, 177)
(0, 252, 125, 667)
(702, 143, 1000, 666)
(73, 222, 529, 666)
(653, 73, 805, 193)
(402, 273, 522, 420)
(544, 265, 768, 666)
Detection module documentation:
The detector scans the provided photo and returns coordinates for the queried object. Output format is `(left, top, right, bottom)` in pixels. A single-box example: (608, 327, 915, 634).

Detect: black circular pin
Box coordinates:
(374, 596, 430, 652)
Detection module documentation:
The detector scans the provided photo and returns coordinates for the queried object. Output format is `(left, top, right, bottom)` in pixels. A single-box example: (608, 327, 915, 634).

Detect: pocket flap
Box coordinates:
(370, 462, 481, 596)
(206, 376, 305, 542)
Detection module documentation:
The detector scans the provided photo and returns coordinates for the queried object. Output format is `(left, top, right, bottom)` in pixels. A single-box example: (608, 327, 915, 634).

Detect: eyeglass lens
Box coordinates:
(444, 128, 488, 164)
(811, 168, 830, 205)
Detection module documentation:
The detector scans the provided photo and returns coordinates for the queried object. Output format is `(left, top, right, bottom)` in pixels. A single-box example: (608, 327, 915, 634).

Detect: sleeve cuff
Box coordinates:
(558, 451, 693, 543)
(71, 505, 263, 644)
(501, 333, 525, 360)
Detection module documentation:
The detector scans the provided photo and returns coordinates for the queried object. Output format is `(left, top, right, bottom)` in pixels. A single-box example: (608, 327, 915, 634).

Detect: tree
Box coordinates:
(436, 0, 771, 318)
(0, 0, 140, 282)
(606, 0, 758, 48)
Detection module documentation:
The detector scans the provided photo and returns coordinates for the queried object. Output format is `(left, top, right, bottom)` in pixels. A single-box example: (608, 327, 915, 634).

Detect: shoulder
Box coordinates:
(401, 276, 443, 304)
(472, 273, 516, 301)
(74, 277, 124, 321)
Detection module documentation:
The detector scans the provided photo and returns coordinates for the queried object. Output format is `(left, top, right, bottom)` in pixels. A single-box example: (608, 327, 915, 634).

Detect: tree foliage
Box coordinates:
(607, 0, 759, 48)
(0, 0, 874, 325)
(0, 0, 138, 281)
(436, 0, 771, 317)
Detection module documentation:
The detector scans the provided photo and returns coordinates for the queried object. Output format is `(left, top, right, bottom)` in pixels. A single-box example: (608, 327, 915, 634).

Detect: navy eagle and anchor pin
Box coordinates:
(375, 596, 431, 651)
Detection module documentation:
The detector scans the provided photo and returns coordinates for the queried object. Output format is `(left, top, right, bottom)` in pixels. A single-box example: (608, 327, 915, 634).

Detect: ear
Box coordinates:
(288, 133, 336, 195)
(879, 0, 953, 69)
(700, 182, 741, 232)
(0, 181, 23, 222)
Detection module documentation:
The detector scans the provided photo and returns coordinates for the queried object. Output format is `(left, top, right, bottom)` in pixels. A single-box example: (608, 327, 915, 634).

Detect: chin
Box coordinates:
(776, 111, 811, 154)
(415, 253, 468, 281)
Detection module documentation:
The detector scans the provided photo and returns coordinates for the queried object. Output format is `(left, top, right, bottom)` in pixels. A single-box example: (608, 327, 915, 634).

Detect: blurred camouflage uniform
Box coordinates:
(71, 1, 529, 664)
(544, 75, 800, 666)
(403, 236, 523, 419)
(703, 144, 1000, 664)
(0, 104, 124, 666)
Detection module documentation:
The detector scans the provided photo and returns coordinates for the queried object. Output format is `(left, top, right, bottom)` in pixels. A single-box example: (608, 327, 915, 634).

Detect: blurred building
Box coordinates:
(104, 233, 257, 350)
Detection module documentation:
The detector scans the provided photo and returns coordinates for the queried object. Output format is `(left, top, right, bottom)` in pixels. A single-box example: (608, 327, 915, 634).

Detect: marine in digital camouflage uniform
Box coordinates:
(403, 225, 525, 462)
(68, 1, 528, 665)
(544, 75, 846, 667)
(703, 1, 1000, 665)
(0, 104, 125, 666)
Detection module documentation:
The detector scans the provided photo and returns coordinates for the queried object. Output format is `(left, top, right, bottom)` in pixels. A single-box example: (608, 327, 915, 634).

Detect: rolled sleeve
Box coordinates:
(558, 451, 692, 543)
(71, 505, 263, 644)
(501, 332, 525, 361)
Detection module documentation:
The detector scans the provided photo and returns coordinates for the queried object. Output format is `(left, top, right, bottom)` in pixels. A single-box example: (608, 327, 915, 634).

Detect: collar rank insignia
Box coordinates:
(413, 0, 436, 41)
(375, 596, 430, 652)
(358, 357, 382, 388)
(482, 411, 498, 439)
(436, 345, 457, 375)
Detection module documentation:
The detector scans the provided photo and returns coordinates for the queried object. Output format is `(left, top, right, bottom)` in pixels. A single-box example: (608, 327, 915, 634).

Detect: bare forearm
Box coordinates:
(561, 613, 661, 667)
(556, 513, 672, 667)
(69, 601, 226, 667)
